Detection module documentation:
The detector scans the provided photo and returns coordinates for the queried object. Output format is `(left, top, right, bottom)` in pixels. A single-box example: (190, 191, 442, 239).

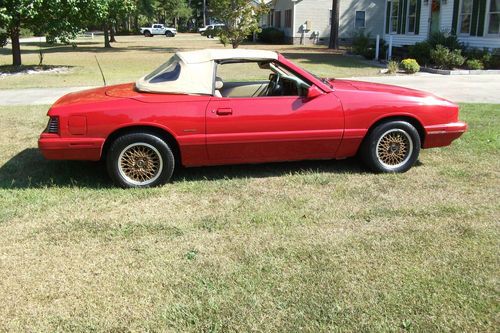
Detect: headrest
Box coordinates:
(215, 76, 224, 90)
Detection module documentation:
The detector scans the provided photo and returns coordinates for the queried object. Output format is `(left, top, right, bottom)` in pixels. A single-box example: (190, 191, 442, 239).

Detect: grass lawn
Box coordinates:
(0, 34, 380, 90)
(0, 103, 498, 332)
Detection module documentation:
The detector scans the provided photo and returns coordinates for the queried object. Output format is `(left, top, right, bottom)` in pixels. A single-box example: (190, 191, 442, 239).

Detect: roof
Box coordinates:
(176, 49, 278, 64)
(135, 49, 279, 95)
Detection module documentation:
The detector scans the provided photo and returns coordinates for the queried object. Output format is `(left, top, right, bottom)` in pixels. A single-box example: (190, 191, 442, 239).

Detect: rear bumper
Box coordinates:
(423, 121, 467, 148)
(38, 135, 105, 161)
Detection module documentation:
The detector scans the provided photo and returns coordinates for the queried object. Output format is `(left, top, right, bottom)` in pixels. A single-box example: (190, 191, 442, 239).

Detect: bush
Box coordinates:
(482, 50, 500, 69)
(466, 59, 484, 70)
(258, 27, 284, 44)
(387, 60, 399, 74)
(351, 31, 388, 60)
(428, 31, 462, 50)
(430, 45, 465, 69)
(0, 32, 8, 48)
(409, 41, 432, 66)
(400, 58, 420, 73)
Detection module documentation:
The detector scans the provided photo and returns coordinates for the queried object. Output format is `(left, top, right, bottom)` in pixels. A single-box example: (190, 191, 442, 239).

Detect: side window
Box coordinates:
(214, 61, 310, 98)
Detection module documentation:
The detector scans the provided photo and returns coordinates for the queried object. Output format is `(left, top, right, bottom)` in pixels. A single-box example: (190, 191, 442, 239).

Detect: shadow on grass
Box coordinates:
(282, 52, 372, 69)
(0, 148, 364, 189)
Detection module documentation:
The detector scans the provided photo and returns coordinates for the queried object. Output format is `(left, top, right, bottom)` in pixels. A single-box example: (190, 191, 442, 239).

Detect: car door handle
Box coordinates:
(216, 108, 233, 116)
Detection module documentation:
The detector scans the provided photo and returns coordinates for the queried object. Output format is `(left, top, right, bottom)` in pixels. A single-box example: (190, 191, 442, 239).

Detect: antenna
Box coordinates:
(94, 55, 107, 86)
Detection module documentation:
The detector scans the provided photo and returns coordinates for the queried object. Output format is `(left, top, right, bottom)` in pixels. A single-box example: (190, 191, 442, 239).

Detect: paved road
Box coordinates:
(0, 74, 499, 105)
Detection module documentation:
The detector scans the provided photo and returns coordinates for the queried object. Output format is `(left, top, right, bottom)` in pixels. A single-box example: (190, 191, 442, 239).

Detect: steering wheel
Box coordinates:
(266, 72, 282, 96)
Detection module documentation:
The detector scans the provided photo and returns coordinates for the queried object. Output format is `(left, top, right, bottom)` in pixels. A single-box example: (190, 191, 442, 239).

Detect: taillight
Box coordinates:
(44, 116, 59, 134)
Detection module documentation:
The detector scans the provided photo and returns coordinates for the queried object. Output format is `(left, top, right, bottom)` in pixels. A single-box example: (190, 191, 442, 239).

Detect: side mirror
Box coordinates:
(306, 85, 323, 100)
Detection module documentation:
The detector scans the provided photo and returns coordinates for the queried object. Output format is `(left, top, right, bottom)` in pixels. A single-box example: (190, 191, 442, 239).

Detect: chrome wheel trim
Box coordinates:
(118, 142, 163, 186)
(375, 129, 414, 170)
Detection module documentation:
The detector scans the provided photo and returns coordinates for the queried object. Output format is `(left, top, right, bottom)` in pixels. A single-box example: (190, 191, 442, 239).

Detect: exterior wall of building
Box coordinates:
(272, 0, 386, 45)
(384, 0, 500, 49)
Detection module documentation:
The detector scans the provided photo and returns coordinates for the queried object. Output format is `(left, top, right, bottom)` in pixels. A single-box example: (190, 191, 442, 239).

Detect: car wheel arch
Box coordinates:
(363, 115, 426, 149)
(101, 125, 181, 165)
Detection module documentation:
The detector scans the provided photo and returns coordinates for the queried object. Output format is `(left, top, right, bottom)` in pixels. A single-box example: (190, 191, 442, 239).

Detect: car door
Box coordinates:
(205, 92, 344, 165)
(153, 25, 161, 34)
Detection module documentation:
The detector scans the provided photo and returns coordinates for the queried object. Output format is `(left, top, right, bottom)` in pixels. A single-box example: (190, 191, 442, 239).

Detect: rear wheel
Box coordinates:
(144, 31, 152, 37)
(107, 133, 175, 188)
(360, 121, 420, 173)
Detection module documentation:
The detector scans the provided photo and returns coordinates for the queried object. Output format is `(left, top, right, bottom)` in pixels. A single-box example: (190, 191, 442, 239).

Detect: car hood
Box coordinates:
(330, 79, 453, 103)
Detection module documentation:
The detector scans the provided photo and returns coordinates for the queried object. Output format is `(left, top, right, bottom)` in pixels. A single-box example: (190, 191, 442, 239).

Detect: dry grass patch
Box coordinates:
(0, 104, 498, 332)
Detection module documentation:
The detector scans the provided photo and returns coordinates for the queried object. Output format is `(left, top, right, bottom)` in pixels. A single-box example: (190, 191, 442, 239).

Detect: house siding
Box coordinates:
(384, 0, 500, 49)
(272, 0, 385, 45)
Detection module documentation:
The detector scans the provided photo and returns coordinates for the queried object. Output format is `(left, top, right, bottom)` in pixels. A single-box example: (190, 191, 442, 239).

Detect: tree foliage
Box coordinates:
(210, 0, 268, 48)
(0, 0, 98, 65)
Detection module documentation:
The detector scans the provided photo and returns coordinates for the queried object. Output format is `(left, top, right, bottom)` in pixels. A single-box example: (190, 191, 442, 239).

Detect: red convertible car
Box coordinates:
(39, 49, 467, 188)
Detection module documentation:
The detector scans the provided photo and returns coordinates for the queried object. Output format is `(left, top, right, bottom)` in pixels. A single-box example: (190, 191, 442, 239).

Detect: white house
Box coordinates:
(269, 0, 386, 45)
(383, 0, 500, 49)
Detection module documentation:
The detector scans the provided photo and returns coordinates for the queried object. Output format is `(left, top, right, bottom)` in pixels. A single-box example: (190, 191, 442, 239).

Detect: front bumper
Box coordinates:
(38, 135, 105, 161)
(423, 121, 468, 148)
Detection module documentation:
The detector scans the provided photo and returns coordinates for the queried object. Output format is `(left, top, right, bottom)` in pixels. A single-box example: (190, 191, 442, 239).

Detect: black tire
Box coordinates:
(360, 121, 421, 173)
(143, 31, 152, 37)
(165, 31, 174, 37)
(106, 133, 175, 188)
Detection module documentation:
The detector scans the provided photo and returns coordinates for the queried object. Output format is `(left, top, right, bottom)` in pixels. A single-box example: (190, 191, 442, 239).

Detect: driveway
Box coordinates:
(350, 73, 500, 104)
(0, 74, 499, 106)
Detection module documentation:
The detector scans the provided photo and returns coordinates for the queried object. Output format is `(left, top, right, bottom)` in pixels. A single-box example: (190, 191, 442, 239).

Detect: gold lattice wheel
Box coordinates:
(376, 129, 413, 169)
(118, 143, 163, 185)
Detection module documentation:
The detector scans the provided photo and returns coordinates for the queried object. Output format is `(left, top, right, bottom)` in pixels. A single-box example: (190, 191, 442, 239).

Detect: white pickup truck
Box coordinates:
(140, 24, 177, 37)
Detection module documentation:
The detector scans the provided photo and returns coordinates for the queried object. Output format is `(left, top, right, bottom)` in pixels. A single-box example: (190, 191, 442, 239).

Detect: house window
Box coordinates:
(275, 11, 281, 28)
(390, 0, 400, 33)
(355, 11, 366, 28)
(459, 0, 473, 34)
(488, 0, 500, 34)
(407, 0, 417, 33)
(285, 9, 292, 28)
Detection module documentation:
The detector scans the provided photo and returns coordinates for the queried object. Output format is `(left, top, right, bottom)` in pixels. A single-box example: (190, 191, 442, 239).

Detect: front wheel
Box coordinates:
(107, 133, 175, 188)
(165, 31, 174, 37)
(360, 121, 421, 173)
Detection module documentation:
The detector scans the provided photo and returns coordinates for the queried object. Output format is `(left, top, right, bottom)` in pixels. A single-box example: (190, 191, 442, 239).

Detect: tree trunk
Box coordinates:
(10, 25, 22, 66)
(203, 0, 207, 26)
(329, 0, 340, 49)
(110, 25, 116, 43)
(103, 23, 111, 48)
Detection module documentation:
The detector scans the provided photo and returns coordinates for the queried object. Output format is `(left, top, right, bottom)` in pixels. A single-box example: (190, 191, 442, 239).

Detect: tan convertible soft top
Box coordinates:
(135, 49, 278, 95)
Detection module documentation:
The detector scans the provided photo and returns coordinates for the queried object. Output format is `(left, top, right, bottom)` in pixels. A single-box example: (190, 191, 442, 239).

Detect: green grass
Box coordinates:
(0, 104, 498, 332)
(0, 34, 380, 89)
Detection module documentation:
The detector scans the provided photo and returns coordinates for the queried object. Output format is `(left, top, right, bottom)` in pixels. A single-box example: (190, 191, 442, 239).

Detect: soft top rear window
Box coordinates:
(145, 56, 182, 83)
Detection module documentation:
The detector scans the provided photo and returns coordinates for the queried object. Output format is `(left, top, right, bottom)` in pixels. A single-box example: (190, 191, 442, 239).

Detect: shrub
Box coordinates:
(428, 31, 462, 50)
(409, 41, 432, 66)
(466, 59, 484, 70)
(0, 32, 7, 48)
(400, 58, 420, 73)
(430, 45, 465, 69)
(387, 60, 399, 74)
(258, 27, 284, 44)
(482, 50, 500, 69)
(352, 31, 388, 60)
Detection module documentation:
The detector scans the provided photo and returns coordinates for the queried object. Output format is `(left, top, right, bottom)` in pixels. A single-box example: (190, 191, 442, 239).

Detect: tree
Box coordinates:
(93, 0, 135, 47)
(328, 0, 340, 49)
(210, 0, 268, 49)
(156, 0, 192, 28)
(0, 0, 95, 66)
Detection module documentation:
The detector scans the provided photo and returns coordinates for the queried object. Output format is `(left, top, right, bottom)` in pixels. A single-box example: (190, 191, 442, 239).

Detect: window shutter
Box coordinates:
(402, 0, 408, 34)
(477, 0, 487, 36)
(470, 0, 480, 36)
(386, 1, 391, 34)
(415, 0, 422, 34)
(451, 0, 460, 35)
(397, 0, 404, 34)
